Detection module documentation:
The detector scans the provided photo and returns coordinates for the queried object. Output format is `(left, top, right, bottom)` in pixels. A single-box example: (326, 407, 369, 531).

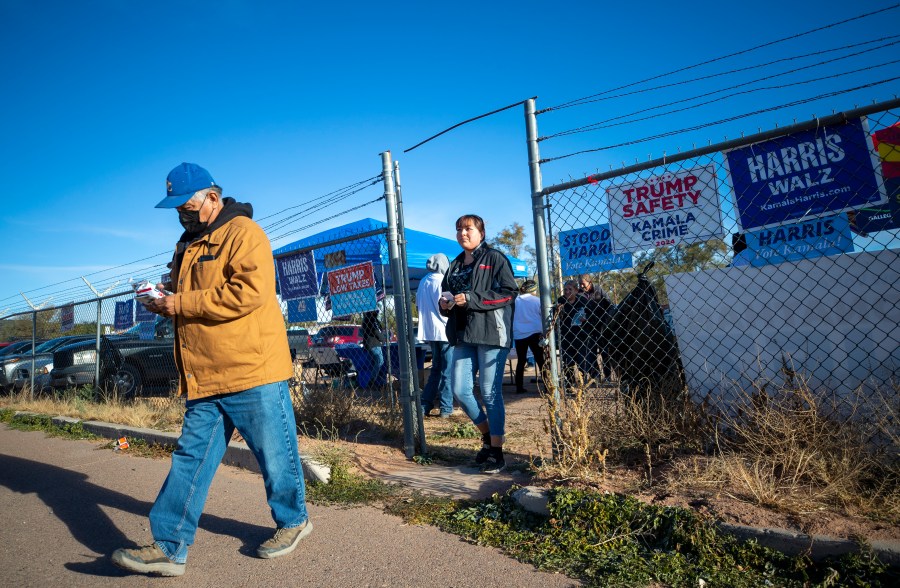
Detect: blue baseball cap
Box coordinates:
(156, 162, 219, 208)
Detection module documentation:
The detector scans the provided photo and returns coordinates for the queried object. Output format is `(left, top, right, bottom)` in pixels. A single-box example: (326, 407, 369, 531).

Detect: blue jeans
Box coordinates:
(421, 341, 453, 415)
(450, 342, 509, 437)
(150, 380, 308, 563)
(367, 346, 384, 386)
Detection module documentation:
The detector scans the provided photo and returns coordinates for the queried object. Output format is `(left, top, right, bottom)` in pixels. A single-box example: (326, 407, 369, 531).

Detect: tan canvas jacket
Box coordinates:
(169, 216, 292, 399)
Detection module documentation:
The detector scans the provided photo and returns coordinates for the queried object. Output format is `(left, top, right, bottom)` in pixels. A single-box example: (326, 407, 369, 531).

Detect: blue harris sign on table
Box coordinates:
(725, 117, 886, 231)
(286, 297, 317, 323)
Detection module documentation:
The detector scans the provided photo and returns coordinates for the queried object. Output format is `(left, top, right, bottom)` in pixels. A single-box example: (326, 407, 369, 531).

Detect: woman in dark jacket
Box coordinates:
(440, 214, 518, 474)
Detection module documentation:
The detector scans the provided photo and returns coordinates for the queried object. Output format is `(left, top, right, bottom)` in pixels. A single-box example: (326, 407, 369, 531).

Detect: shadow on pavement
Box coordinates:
(0, 454, 272, 576)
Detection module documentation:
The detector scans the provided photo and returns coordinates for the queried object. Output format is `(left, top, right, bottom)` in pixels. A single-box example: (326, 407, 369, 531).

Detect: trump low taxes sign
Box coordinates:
(725, 117, 886, 231)
(607, 164, 724, 253)
(559, 224, 632, 276)
(327, 261, 377, 317)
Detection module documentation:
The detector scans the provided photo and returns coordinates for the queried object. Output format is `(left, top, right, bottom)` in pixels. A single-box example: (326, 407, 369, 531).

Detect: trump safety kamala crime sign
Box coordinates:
(606, 164, 724, 253)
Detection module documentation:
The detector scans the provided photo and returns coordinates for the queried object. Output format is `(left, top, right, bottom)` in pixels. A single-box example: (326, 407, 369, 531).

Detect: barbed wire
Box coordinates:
(0, 176, 386, 317)
(542, 34, 900, 112)
(542, 4, 899, 112)
(542, 57, 900, 140)
(539, 78, 900, 164)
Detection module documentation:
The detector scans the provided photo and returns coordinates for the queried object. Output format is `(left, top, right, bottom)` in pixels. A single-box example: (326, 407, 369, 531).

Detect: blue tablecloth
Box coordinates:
(335, 343, 425, 388)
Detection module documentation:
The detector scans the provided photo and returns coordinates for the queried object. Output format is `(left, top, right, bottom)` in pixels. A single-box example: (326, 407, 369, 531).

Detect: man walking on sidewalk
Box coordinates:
(111, 163, 312, 577)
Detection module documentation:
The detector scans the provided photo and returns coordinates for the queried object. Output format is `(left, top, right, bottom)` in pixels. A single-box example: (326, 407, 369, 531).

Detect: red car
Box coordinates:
(308, 325, 362, 376)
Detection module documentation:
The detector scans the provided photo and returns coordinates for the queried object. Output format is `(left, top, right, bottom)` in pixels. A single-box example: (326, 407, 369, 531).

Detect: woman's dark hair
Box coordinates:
(455, 214, 485, 235)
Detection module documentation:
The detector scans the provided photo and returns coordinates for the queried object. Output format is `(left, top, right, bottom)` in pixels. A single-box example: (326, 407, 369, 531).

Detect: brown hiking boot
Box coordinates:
(256, 520, 313, 559)
(111, 543, 185, 577)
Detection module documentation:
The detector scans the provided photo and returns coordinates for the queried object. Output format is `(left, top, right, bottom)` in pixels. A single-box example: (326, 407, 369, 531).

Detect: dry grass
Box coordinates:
(290, 378, 403, 441)
(0, 386, 185, 431)
(709, 378, 900, 516)
(531, 361, 899, 522)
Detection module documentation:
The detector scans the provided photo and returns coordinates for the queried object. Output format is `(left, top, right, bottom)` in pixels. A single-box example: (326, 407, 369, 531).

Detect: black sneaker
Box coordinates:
(474, 433, 491, 465)
(481, 449, 505, 474)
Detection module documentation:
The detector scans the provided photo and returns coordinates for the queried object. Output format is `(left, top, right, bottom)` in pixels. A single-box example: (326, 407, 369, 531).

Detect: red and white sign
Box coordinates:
(606, 164, 724, 253)
(327, 261, 375, 295)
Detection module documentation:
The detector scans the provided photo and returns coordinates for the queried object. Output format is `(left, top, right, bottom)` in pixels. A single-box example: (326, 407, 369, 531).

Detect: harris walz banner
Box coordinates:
(725, 116, 886, 231)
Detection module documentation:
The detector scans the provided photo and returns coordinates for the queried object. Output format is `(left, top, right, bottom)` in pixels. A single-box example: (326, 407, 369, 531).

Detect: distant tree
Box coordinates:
(492, 222, 536, 273)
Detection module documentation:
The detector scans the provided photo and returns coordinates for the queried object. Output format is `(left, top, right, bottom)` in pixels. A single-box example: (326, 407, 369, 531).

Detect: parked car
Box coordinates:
(308, 325, 362, 376)
(50, 318, 177, 398)
(0, 335, 95, 392)
(0, 340, 39, 357)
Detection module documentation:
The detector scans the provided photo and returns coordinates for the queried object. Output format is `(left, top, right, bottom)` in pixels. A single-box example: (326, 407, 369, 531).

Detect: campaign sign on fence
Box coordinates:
(114, 299, 134, 330)
(327, 261, 377, 317)
(286, 297, 317, 323)
(559, 224, 633, 275)
(135, 301, 156, 323)
(725, 117, 886, 231)
(732, 213, 854, 267)
(855, 124, 900, 233)
(276, 250, 318, 300)
(60, 303, 75, 332)
(607, 164, 724, 253)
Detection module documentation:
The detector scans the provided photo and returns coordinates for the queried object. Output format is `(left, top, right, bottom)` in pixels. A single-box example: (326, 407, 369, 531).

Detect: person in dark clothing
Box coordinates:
(361, 310, 385, 384)
(578, 275, 614, 381)
(557, 279, 590, 386)
(440, 214, 517, 474)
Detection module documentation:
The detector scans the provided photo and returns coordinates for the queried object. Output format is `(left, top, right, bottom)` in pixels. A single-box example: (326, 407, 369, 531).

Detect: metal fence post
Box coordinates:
(525, 98, 563, 455)
(393, 160, 427, 455)
(30, 311, 36, 398)
(381, 150, 416, 458)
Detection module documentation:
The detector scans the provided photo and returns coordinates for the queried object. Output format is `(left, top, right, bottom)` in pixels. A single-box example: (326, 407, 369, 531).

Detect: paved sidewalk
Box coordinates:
(0, 424, 579, 587)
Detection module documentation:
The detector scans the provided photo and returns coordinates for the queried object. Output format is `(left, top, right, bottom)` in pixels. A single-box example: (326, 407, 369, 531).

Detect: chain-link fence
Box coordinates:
(0, 153, 426, 456)
(0, 291, 179, 398)
(273, 221, 424, 448)
(536, 101, 899, 448)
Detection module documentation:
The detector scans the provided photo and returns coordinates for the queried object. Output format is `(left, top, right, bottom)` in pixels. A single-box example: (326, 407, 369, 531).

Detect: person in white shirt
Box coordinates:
(512, 280, 546, 394)
(416, 253, 453, 417)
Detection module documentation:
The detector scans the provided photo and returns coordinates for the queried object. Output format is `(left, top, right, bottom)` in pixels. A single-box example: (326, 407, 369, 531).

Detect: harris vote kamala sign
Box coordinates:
(725, 117, 886, 231)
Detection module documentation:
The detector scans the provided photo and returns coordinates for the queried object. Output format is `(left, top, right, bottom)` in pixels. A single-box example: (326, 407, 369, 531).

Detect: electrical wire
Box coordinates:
(268, 196, 386, 243)
(543, 4, 900, 112)
(403, 98, 534, 153)
(544, 34, 900, 111)
(543, 57, 900, 139)
(0, 176, 387, 316)
(539, 77, 900, 164)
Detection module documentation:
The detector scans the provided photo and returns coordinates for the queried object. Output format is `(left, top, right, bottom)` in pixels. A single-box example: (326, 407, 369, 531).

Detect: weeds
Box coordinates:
(431, 487, 896, 587)
(712, 378, 900, 517)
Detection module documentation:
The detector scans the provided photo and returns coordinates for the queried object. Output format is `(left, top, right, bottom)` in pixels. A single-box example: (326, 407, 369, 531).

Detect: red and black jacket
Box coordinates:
(441, 243, 518, 348)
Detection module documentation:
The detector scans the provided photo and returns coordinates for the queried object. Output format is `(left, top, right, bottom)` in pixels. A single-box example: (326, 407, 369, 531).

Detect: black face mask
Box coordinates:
(178, 209, 207, 235)
(178, 194, 210, 235)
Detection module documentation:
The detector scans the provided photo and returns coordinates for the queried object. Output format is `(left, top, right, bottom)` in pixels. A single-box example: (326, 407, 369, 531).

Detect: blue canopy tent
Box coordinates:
(272, 218, 529, 294)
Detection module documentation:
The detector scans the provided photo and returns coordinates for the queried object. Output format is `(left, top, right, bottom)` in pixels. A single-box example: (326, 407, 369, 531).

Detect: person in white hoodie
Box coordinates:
(512, 279, 546, 394)
(416, 253, 453, 417)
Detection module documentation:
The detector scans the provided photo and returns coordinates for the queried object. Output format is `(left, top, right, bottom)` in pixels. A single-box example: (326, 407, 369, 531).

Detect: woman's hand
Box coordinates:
(453, 293, 468, 308)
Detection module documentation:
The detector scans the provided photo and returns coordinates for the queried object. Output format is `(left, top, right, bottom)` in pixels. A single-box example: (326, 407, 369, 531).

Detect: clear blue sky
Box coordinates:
(1, 0, 897, 315)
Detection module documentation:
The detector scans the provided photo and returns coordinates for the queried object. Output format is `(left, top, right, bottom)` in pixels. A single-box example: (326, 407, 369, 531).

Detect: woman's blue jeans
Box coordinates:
(450, 342, 509, 437)
(149, 380, 308, 563)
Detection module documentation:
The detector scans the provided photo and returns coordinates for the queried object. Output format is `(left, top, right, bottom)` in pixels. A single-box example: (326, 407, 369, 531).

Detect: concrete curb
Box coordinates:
(511, 486, 900, 567)
(45, 414, 331, 484)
